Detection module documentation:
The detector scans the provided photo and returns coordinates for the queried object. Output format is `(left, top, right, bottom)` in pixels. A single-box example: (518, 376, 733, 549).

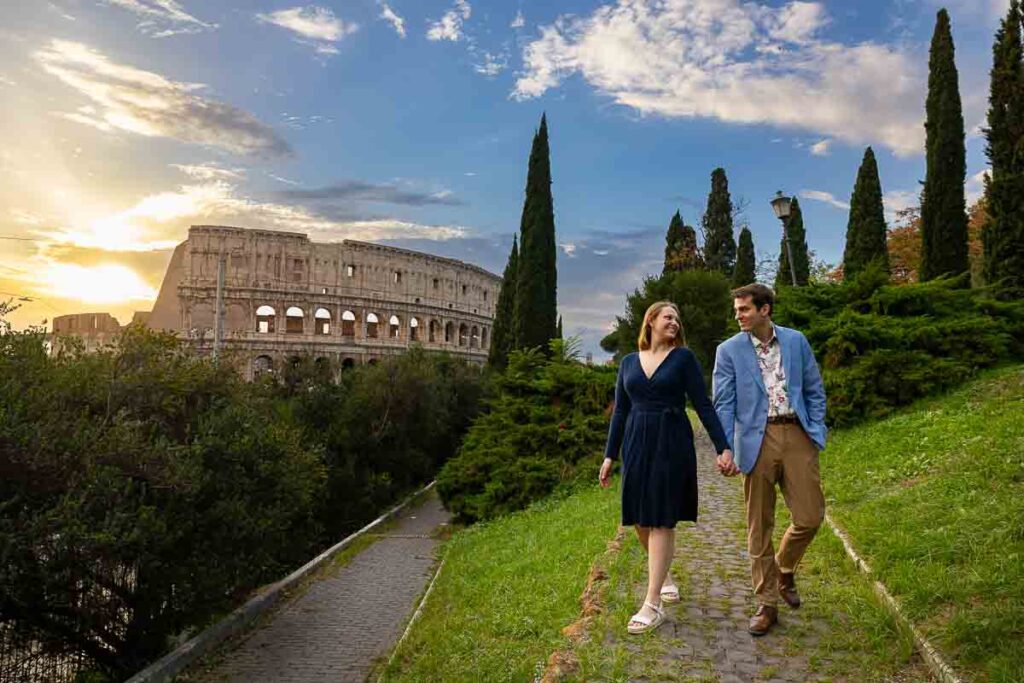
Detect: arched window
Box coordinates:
(366, 312, 379, 339)
(458, 323, 468, 347)
(481, 326, 489, 348)
(410, 317, 419, 341)
(286, 306, 304, 334)
(389, 315, 401, 339)
(315, 308, 331, 335)
(341, 310, 356, 337)
(253, 355, 274, 376)
(471, 325, 479, 348)
(341, 357, 355, 370)
(256, 305, 276, 333)
(429, 319, 439, 343)
(444, 321, 454, 343)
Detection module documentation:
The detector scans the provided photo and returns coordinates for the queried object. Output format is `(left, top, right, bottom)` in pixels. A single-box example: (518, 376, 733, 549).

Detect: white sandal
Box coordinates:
(660, 583, 680, 603)
(627, 600, 666, 635)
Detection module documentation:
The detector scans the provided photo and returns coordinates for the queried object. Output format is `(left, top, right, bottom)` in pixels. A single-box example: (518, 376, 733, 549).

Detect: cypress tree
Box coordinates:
(556, 315, 563, 339)
(701, 168, 736, 277)
(843, 147, 890, 279)
(983, 0, 1024, 289)
(664, 211, 701, 272)
(487, 235, 518, 368)
(921, 9, 969, 281)
(514, 114, 559, 351)
(776, 197, 811, 287)
(733, 227, 756, 287)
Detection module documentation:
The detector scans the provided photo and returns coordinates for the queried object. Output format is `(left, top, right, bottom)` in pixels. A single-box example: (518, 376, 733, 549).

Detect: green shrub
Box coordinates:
(775, 269, 1024, 426)
(436, 340, 615, 523)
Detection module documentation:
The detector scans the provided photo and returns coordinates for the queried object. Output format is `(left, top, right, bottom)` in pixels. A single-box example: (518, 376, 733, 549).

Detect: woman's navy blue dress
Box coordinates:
(604, 347, 730, 528)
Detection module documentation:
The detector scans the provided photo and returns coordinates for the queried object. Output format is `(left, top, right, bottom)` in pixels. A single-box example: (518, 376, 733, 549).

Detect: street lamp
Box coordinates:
(770, 191, 798, 286)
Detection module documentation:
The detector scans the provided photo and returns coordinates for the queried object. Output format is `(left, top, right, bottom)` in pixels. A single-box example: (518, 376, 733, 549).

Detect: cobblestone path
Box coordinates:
(194, 491, 449, 683)
(574, 429, 932, 682)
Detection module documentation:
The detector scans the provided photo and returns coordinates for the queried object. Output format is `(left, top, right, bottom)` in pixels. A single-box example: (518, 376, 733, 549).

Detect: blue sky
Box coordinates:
(0, 0, 1006, 359)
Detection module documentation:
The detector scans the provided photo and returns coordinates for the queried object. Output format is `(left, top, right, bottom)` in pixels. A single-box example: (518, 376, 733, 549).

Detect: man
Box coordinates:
(712, 283, 827, 636)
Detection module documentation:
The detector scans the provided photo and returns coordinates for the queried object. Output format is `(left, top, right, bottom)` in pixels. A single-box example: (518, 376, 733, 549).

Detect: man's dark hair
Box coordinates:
(731, 283, 775, 316)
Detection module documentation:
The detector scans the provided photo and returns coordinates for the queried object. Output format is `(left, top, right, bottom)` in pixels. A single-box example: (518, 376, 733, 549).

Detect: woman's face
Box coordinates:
(650, 307, 680, 342)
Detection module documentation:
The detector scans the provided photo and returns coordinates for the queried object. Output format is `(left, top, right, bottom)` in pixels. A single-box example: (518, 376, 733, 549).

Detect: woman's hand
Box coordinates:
(599, 458, 614, 488)
(716, 449, 740, 477)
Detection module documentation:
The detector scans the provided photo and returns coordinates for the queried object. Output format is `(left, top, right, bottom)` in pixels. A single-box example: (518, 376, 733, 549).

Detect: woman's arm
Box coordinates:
(603, 357, 632, 461)
(682, 349, 731, 454)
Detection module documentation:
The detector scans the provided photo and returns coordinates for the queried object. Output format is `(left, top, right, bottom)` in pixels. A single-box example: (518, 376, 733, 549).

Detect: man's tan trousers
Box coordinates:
(743, 421, 826, 606)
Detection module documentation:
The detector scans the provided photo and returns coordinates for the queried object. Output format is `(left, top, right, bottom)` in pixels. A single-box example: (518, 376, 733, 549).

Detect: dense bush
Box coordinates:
(436, 340, 615, 523)
(774, 267, 1024, 425)
(0, 309, 483, 680)
(600, 269, 733, 380)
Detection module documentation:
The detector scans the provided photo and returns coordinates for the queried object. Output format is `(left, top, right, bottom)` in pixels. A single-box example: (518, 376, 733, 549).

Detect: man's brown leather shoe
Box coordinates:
(779, 572, 801, 608)
(748, 604, 778, 636)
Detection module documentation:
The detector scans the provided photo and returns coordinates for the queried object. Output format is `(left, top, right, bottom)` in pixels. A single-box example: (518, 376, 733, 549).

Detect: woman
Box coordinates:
(599, 301, 732, 634)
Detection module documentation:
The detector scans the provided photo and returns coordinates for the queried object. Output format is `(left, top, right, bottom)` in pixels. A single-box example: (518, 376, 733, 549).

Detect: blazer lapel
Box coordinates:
(741, 337, 768, 396)
(780, 327, 798, 393)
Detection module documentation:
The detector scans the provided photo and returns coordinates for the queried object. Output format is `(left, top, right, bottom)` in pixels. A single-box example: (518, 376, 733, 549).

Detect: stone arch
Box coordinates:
(471, 325, 479, 348)
(341, 310, 356, 337)
(409, 316, 420, 342)
(388, 314, 401, 339)
(286, 306, 304, 334)
(341, 357, 356, 370)
(481, 326, 489, 348)
(367, 358, 379, 366)
(253, 354, 274, 376)
(458, 323, 468, 347)
(314, 307, 331, 335)
(444, 321, 454, 344)
(429, 319, 439, 343)
(366, 312, 380, 339)
(256, 305, 276, 333)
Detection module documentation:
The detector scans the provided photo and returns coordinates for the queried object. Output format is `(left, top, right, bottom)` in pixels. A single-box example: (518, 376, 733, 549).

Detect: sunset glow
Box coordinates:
(42, 263, 158, 304)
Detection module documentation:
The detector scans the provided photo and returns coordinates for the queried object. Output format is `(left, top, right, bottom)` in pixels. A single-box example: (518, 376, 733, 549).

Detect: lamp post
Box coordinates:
(770, 191, 798, 287)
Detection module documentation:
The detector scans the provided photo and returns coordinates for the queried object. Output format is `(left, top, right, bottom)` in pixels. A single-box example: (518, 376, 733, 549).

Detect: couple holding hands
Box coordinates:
(598, 283, 828, 637)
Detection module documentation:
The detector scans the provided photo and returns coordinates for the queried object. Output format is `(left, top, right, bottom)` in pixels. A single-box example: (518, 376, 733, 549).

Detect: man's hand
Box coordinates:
(599, 458, 614, 488)
(716, 449, 740, 477)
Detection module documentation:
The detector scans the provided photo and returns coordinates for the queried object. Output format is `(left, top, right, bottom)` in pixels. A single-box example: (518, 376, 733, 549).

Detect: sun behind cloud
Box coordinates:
(42, 263, 158, 304)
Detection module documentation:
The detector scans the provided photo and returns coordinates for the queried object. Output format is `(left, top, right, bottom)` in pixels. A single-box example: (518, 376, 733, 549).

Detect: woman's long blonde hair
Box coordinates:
(637, 301, 687, 350)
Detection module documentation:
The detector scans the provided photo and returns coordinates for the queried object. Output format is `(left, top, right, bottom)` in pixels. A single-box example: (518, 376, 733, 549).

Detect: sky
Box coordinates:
(0, 0, 1008, 360)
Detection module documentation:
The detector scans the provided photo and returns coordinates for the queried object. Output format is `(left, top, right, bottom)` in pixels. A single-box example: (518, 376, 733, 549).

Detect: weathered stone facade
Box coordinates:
(52, 225, 502, 378)
(50, 312, 123, 353)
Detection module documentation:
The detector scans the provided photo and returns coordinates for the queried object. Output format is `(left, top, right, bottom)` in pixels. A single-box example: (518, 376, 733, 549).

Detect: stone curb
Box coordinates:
(377, 556, 446, 682)
(824, 512, 963, 683)
(126, 481, 437, 683)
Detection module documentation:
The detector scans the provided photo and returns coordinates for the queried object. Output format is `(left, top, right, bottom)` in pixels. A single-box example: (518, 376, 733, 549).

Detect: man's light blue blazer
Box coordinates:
(712, 325, 828, 475)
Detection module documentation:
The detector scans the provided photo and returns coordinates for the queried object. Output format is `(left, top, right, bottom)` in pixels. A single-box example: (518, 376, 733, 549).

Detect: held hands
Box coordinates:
(599, 458, 614, 488)
(716, 449, 740, 477)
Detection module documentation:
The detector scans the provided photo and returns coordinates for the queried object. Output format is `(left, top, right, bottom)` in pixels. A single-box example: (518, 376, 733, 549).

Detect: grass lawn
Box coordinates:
(822, 364, 1024, 683)
(379, 481, 620, 682)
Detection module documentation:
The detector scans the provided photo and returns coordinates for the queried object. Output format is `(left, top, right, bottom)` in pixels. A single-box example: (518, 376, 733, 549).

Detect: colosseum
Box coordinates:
(51, 225, 503, 378)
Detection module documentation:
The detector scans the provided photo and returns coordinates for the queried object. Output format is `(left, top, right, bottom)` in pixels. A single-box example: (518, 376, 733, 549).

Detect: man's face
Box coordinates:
(733, 296, 769, 332)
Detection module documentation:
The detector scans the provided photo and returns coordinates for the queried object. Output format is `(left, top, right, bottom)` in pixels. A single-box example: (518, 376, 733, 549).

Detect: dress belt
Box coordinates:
(632, 403, 683, 415)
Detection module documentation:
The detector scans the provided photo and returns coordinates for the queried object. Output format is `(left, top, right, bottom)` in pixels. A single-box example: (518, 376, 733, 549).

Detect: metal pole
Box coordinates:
(782, 219, 798, 286)
(213, 252, 226, 359)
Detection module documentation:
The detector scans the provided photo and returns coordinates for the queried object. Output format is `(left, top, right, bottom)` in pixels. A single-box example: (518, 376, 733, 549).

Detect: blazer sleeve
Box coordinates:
(682, 349, 731, 454)
(712, 342, 737, 452)
(603, 358, 632, 461)
(800, 333, 827, 433)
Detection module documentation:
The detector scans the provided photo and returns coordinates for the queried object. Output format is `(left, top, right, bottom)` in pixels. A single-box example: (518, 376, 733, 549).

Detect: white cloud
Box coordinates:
(40, 180, 471, 254)
(560, 242, 577, 257)
(966, 169, 988, 205)
(474, 50, 509, 76)
(511, 10, 525, 29)
(428, 0, 471, 42)
(810, 138, 831, 156)
(882, 189, 919, 222)
(256, 6, 357, 54)
(35, 40, 289, 157)
(103, 0, 216, 37)
(514, 0, 927, 156)
(800, 189, 850, 210)
(171, 162, 245, 181)
(379, 3, 407, 38)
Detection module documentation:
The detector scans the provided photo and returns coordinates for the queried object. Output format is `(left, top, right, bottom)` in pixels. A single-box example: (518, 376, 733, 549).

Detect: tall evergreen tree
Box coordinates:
(733, 227, 756, 287)
(776, 197, 811, 287)
(983, 0, 1024, 289)
(701, 168, 737, 277)
(843, 147, 890, 279)
(556, 315, 563, 339)
(514, 114, 559, 351)
(664, 211, 701, 272)
(487, 235, 518, 368)
(921, 9, 969, 281)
